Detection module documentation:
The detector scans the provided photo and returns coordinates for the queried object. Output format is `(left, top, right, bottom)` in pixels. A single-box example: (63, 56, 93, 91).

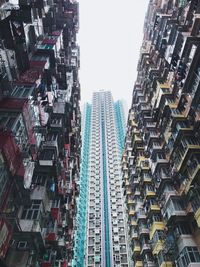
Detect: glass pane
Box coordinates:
(32, 210, 38, 219)
(21, 210, 27, 219)
(27, 210, 33, 219)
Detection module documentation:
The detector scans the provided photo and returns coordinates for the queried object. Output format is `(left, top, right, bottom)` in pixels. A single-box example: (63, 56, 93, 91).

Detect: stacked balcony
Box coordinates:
(123, 0, 200, 266)
(0, 1, 81, 266)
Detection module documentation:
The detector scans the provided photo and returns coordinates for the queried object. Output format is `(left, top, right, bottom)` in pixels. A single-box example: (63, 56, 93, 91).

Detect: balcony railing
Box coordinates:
(184, 156, 200, 193)
(138, 226, 149, 236)
(131, 230, 138, 239)
(141, 243, 151, 254)
(150, 157, 169, 174)
(137, 210, 147, 220)
(162, 198, 186, 222)
(39, 149, 55, 166)
(157, 250, 174, 267)
(173, 137, 200, 171)
(149, 220, 165, 240)
(150, 142, 163, 154)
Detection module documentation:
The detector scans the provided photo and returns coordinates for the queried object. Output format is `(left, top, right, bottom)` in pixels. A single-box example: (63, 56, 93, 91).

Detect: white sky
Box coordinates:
(78, 0, 149, 111)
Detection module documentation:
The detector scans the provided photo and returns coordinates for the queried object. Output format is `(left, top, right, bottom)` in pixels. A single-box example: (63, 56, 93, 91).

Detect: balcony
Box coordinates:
(176, 234, 197, 254)
(125, 180, 130, 186)
(175, 246, 200, 267)
(140, 160, 150, 170)
(133, 245, 141, 254)
(138, 226, 149, 236)
(151, 228, 165, 254)
(5, 244, 41, 267)
(164, 97, 178, 110)
(146, 131, 160, 146)
(183, 47, 200, 93)
(173, 137, 200, 172)
(170, 108, 185, 120)
(131, 120, 138, 127)
(184, 154, 200, 193)
(149, 141, 163, 157)
(141, 243, 151, 255)
(169, 121, 193, 154)
(160, 189, 178, 208)
(126, 189, 132, 195)
(30, 180, 47, 203)
(195, 206, 200, 228)
(152, 239, 163, 256)
(43, 133, 59, 155)
(150, 156, 169, 175)
(136, 143, 145, 151)
(157, 251, 173, 267)
(145, 122, 156, 130)
(137, 211, 147, 220)
(191, 192, 200, 227)
(130, 168, 138, 179)
(154, 82, 173, 111)
(160, 262, 173, 267)
(155, 168, 171, 190)
(123, 171, 129, 179)
(140, 103, 152, 112)
(146, 202, 161, 217)
(134, 189, 141, 196)
(136, 156, 145, 166)
(142, 174, 152, 183)
(128, 207, 135, 216)
(162, 198, 187, 222)
(131, 231, 138, 239)
(150, 204, 160, 211)
(19, 218, 41, 233)
(143, 261, 156, 267)
(39, 149, 55, 166)
(144, 186, 156, 199)
(135, 261, 143, 267)
(149, 221, 165, 240)
(127, 197, 135, 205)
(177, 94, 193, 118)
(131, 219, 137, 226)
(132, 134, 142, 148)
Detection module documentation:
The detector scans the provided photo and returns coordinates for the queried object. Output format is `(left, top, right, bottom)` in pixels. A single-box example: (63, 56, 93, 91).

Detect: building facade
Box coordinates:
(0, 1, 81, 267)
(73, 91, 129, 267)
(123, 0, 200, 267)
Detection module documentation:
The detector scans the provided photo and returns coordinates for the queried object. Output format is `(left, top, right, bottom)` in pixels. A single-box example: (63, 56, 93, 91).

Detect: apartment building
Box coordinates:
(73, 91, 129, 267)
(0, 1, 81, 266)
(123, 0, 200, 267)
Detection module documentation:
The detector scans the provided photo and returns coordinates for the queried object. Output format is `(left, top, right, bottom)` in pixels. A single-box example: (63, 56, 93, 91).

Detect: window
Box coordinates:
(170, 198, 184, 211)
(152, 214, 162, 222)
(157, 251, 172, 266)
(176, 247, 200, 267)
(21, 200, 41, 220)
